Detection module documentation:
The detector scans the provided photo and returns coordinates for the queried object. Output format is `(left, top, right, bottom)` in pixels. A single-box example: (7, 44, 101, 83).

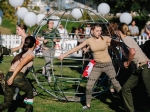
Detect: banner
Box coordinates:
(54, 39, 82, 57)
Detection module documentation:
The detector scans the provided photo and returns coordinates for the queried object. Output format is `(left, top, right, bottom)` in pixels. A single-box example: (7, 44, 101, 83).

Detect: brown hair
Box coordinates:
(106, 23, 118, 36)
(17, 23, 30, 36)
(118, 23, 131, 36)
(11, 36, 36, 65)
(91, 24, 103, 40)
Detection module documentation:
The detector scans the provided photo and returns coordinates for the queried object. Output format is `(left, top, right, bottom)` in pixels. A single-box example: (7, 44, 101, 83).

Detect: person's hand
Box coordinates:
(43, 39, 48, 43)
(58, 54, 65, 61)
(43, 47, 49, 50)
(7, 77, 14, 85)
(82, 48, 88, 54)
(124, 61, 129, 69)
(75, 29, 78, 35)
(116, 30, 122, 37)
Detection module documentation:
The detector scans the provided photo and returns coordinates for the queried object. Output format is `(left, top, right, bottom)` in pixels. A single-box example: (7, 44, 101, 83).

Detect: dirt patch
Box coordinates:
(0, 26, 12, 34)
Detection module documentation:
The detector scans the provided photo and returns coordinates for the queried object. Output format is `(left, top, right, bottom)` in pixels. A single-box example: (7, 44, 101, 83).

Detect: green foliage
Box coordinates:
(0, 18, 16, 34)
(83, 10, 90, 20)
(91, 0, 150, 19)
(109, 16, 147, 32)
(0, 0, 30, 25)
(34, 6, 40, 11)
(0, 56, 150, 112)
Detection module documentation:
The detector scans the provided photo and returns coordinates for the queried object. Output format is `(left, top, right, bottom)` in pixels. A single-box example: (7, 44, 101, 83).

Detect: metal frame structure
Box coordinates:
(31, 7, 119, 102)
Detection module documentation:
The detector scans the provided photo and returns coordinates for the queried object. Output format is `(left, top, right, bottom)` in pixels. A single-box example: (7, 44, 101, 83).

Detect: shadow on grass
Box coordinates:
(0, 84, 4, 95)
(7, 94, 26, 112)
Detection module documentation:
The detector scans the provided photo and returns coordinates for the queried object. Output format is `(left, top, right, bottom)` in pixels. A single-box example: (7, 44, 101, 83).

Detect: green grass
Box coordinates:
(0, 56, 122, 112)
(1, 19, 16, 34)
(0, 56, 150, 112)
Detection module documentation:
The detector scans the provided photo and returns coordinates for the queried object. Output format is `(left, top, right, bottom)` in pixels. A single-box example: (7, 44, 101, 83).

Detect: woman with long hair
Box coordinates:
(117, 23, 150, 112)
(0, 36, 36, 112)
(11, 23, 28, 53)
(58, 24, 122, 110)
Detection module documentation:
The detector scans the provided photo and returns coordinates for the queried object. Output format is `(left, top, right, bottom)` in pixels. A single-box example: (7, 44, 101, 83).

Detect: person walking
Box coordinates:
(58, 24, 122, 110)
(0, 36, 36, 112)
(36, 20, 60, 82)
(117, 23, 150, 112)
(11, 23, 38, 99)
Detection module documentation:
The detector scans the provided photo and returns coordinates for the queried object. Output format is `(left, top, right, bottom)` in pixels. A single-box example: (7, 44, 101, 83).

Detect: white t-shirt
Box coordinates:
(57, 28, 68, 39)
(85, 27, 91, 35)
(128, 25, 139, 35)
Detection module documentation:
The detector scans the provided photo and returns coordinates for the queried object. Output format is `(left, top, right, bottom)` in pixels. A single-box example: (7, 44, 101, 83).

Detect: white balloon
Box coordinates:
(98, 3, 110, 15)
(49, 16, 60, 28)
(17, 7, 28, 19)
(9, 0, 24, 8)
(37, 14, 47, 26)
(0, 17, 2, 25)
(71, 8, 83, 19)
(24, 12, 37, 27)
(119, 12, 132, 24)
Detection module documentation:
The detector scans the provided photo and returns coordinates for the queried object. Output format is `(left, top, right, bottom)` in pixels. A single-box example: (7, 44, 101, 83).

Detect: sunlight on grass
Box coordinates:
(0, 56, 122, 112)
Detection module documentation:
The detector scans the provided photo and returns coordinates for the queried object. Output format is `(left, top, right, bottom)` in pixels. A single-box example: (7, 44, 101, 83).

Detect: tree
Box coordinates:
(34, 6, 40, 11)
(0, 0, 30, 24)
(91, 0, 150, 19)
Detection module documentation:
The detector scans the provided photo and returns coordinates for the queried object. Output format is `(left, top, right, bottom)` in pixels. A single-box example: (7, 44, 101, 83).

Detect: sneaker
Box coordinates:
(42, 67, 45, 75)
(48, 76, 52, 82)
(82, 105, 90, 110)
(13, 94, 17, 100)
(33, 88, 38, 96)
(33, 90, 38, 96)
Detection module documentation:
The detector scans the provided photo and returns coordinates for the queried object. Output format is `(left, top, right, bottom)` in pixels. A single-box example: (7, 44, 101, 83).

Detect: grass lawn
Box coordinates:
(0, 56, 150, 112)
(0, 56, 122, 112)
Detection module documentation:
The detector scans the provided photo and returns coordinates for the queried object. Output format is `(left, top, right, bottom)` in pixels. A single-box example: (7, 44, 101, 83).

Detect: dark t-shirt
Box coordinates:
(142, 40, 150, 59)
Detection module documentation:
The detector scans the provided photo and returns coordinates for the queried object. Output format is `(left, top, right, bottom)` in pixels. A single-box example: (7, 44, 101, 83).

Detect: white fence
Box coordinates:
(0, 35, 149, 56)
(136, 36, 150, 45)
(0, 35, 22, 56)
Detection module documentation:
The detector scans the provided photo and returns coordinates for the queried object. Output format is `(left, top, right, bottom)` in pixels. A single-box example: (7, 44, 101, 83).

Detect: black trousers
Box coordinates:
(0, 72, 33, 111)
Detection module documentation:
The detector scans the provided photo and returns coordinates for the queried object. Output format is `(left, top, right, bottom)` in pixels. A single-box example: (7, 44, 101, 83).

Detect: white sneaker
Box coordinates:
(13, 94, 17, 100)
(33, 90, 38, 96)
(48, 76, 52, 82)
(42, 67, 45, 75)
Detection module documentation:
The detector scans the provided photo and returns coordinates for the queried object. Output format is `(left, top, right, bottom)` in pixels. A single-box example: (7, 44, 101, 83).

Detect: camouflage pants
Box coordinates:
(0, 71, 5, 92)
(0, 72, 33, 112)
(86, 61, 122, 105)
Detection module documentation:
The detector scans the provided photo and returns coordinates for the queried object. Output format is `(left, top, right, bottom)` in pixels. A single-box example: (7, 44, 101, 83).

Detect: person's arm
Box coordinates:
(7, 54, 34, 85)
(54, 30, 60, 42)
(82, 46, 90, 54)
(124, 48, 135, 68)
(11, 42, 23, 53)
(75, 29, 80, 38)
(36, 36, 44, 41)
(11, 37, 26, 53)
(58, 41, 87, 60)
(53, 38, 60, 42)
(36, 36, 47, 43)
(110, 41, 121, 61)
(135, 27, 139, 36)
(126, 48, 135, 64)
